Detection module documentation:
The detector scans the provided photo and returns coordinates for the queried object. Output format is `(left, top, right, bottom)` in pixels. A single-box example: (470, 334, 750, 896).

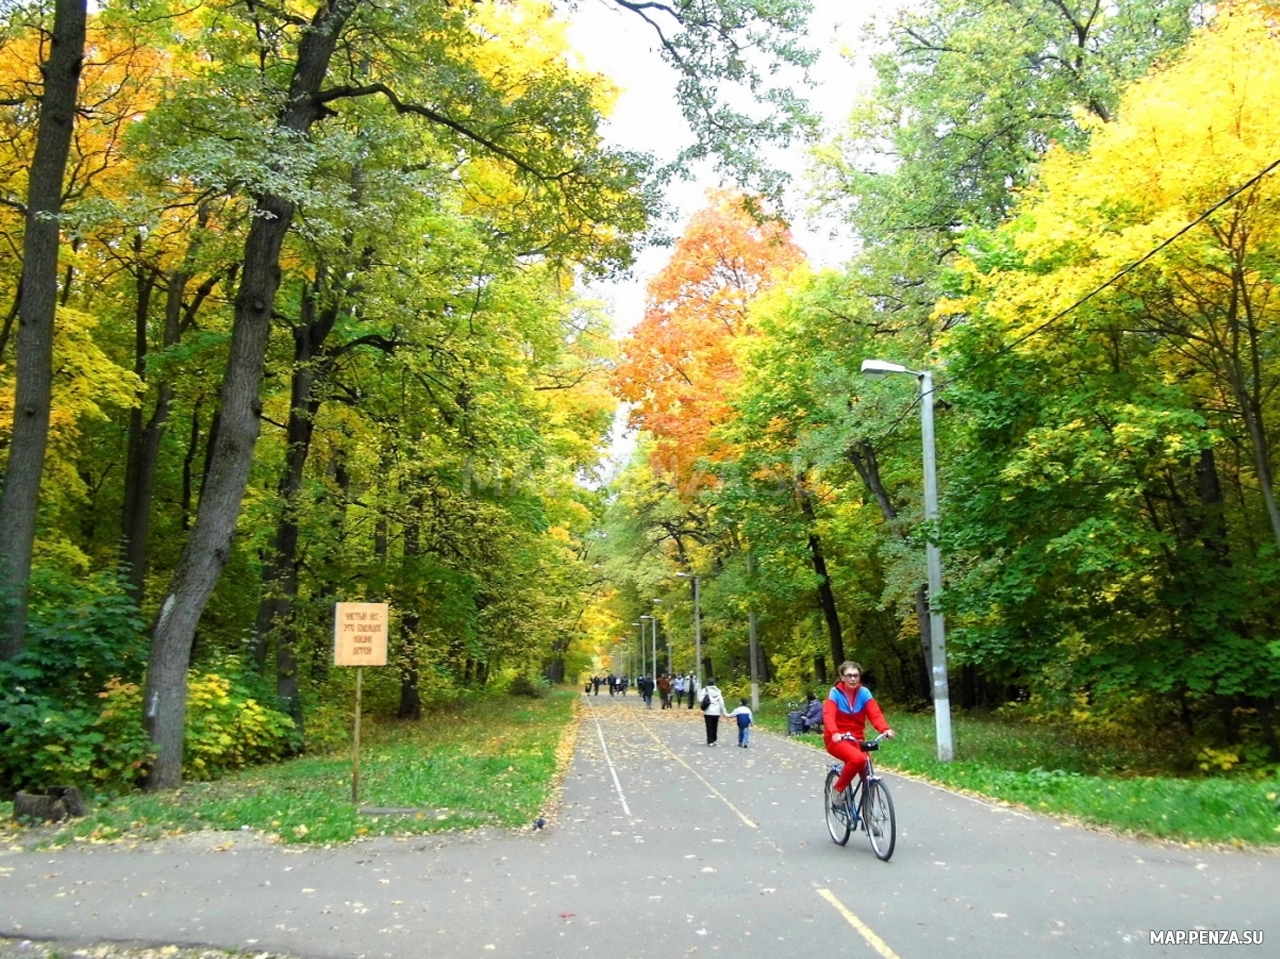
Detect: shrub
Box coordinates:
(0, 568, 149, 792)
(507, 674, 545, 698)
(184, 667, 297, 779)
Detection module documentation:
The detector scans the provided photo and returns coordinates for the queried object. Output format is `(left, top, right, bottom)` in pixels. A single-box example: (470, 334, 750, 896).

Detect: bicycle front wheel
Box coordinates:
(824, 768, 851, 845)
(863, 778, 896, 861)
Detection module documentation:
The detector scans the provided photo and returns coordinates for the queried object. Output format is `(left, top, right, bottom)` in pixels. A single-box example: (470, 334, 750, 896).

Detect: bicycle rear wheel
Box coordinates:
(824, 768, 851, 845)
(863, 778, 896, 861)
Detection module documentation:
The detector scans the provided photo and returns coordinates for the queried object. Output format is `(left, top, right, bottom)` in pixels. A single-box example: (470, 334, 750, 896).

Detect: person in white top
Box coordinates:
(699, 679, 727, 745)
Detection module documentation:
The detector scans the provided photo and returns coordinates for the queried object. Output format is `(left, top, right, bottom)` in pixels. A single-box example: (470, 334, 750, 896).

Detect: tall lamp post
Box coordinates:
(676, 572, 701, 687)
(638, 617, 650, 678)
(861, 358, 955, 762)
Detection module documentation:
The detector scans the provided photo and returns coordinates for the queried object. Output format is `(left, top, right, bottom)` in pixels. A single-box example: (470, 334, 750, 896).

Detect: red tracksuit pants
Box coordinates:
(827, 738, 870, 793)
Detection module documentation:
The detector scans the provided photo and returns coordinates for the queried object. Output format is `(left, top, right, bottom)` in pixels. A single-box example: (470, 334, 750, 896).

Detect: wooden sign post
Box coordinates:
(334, 602, 389, 804)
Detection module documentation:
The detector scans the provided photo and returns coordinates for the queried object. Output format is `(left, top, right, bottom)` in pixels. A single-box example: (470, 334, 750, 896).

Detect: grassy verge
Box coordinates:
(755, 700, 1280, 847)
(1, 688, 578, 848)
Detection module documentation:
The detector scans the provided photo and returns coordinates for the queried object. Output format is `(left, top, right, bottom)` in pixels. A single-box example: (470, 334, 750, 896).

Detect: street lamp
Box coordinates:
(676, 572, 701, 687)
(650, 600, 662, 674)
(638, 617, 650, 678)
(861, 358, 955, 762)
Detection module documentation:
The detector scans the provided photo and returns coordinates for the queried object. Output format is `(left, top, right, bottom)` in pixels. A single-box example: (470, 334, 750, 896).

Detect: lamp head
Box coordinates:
(861, 358, 914, 379)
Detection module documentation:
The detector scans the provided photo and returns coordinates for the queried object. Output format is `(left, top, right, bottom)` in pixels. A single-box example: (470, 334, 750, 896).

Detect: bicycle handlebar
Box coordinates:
(836, 731, 891, 750)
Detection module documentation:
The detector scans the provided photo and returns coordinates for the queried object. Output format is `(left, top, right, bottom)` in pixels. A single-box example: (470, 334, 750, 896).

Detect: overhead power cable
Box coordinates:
(980, 155, 1280, 364)
(864, 156, 1280, 447)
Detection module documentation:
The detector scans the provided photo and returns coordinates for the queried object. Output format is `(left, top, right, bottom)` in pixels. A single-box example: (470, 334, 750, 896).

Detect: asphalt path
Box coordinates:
(1, 693, 1275, 958)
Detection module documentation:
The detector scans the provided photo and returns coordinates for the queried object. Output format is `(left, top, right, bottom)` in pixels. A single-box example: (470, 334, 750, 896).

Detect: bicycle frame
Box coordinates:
(824, 732, 896, 860)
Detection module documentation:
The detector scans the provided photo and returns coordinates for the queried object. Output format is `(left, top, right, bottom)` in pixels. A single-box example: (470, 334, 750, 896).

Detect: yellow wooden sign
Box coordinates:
(333, 602, 389, 666)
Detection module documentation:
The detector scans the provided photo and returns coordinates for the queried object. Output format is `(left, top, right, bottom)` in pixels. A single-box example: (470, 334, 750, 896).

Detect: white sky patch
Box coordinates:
(564, 0, 919, 471)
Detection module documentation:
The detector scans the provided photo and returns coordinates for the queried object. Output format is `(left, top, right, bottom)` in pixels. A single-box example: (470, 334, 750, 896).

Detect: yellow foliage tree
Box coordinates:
(946, 3, 1280, 547)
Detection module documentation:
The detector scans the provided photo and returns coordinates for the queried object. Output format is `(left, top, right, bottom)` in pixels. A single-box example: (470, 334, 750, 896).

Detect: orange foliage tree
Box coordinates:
(612, 191, 805, 491)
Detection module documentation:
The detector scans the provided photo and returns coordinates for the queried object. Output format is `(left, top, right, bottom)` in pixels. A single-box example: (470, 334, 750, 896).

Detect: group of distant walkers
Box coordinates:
(585, 674, 631, 696)
(586, 671, 705, 709)
(583, 660, 896, 806)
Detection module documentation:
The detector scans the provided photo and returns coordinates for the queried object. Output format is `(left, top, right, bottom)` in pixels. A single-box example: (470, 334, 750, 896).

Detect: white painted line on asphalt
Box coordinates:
(585, 699, 632, 818)
(636, 721, 758, 829)
(817, 887, 903, 959)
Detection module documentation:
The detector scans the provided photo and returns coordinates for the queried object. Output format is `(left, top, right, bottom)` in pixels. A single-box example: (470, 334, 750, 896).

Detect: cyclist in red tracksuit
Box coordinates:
(823, 661, 894, 800)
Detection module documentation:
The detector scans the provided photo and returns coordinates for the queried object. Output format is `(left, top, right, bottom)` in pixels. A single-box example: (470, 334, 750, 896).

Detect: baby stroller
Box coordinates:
(786, 705, 805, 736)
(786, 699, 824, 736)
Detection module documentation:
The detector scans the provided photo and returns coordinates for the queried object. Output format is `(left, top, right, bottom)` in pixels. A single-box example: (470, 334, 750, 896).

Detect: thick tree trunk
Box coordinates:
(143, 0, 360, 789)
(0, 0, 86, 660)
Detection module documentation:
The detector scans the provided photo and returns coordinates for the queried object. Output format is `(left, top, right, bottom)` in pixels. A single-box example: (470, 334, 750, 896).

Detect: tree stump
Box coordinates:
(13, 786, 88, 823)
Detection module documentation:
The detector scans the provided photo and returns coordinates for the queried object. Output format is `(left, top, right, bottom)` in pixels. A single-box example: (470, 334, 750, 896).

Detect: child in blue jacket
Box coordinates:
(730, 698, 754, 747)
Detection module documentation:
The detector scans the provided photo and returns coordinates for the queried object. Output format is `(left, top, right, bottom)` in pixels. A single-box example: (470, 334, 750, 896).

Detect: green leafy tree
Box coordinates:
(941, 5, 1280, 755)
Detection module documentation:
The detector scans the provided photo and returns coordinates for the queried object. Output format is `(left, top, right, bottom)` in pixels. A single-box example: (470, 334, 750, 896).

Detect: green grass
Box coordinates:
(7, 689, 1278, 849)
(1, 689, 577, 848)
(756, 700, 1280, 847)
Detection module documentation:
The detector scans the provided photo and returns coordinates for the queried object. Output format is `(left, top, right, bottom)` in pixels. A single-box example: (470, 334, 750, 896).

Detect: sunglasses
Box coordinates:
(842, 673, 860, 680)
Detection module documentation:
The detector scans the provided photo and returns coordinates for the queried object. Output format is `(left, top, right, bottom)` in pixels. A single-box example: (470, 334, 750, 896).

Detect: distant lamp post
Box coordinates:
(861, 358, 954, 762)
(650, 600, 662, 674)
(676, 572, 701, 687)
(638, 617, 651, 677)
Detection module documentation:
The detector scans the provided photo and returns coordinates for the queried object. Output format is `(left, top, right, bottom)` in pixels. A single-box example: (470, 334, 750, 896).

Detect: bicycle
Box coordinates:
(824, 732, 896, 861)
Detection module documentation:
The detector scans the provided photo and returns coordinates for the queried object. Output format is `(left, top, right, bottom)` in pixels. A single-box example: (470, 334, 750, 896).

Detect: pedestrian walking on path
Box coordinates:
(699, 678, 726, 745)
(639, 674, 655, 708)
(729, 698, 753, 747)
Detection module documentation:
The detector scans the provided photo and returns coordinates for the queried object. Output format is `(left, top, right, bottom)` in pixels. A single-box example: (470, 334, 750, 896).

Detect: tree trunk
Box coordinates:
(253, 281, 341, 729)
(914, 582, 933, 689)
(396, 495, 425, 718)
(180, 398, 203, 531)
(122, 223, 219, 604)
(397, 613, 422, 720)
(796, 481, 844, 666)
(123, 263, 194, 603)
(122, 260, 160, 602)
(849, 440, 934, 679)
(812, 654, 827, 685)
(0, 0, 86, 659)
(143, 0, 360, 789)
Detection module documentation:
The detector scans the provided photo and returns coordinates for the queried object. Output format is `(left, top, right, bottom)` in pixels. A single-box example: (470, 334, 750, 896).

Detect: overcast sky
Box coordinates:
(563, 0, 907, 469)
